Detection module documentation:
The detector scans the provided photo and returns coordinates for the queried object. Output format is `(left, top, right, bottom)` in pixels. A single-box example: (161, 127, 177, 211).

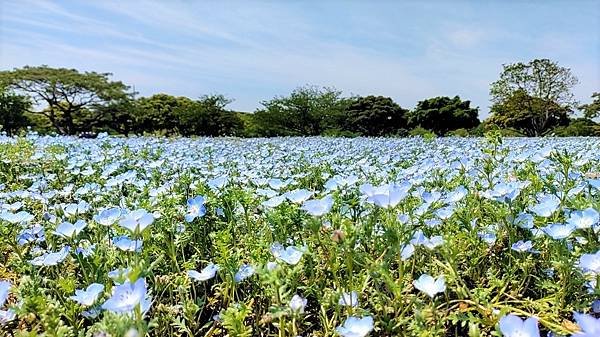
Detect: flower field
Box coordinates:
(1, 133, 600, 336)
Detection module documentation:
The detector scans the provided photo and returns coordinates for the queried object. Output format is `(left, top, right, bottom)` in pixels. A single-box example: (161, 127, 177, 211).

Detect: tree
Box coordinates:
(489, 59, 578, 136)
(487, 89, 569, 136)
(579, 92, 600, 120)
(343, 95, 408, 136)
(252, 86, 348, 136)
(407, 96, 479, 135)
(0, 87, 31, 136)
(0, 66, 131, 135)
(134, 94, 192, 135)
(175, 95, 243, 136)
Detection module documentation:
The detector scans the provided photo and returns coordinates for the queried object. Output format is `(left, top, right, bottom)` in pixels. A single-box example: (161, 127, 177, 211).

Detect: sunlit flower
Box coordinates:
(498, 314, 540, 337)
(119, 209, 154, 233)
(0, 281, 10, 307)
(70, 283, 104, 306)
(234, 264, 255, 283)
(185, 196, 206, 222)
(301, 195, 334, 216)
(101, 278, 147, 314)
(336, 316, 374, 337)
(270, 242, 304, 265)
(289, 294, 307, 313)
(187, 263, 219, 281)
(413, 274, 445, 298)
(573, 312, 600, 337)
(54, 220, 87, 238)
(30, 246, 70, 266)
(339, 291, 359, 307)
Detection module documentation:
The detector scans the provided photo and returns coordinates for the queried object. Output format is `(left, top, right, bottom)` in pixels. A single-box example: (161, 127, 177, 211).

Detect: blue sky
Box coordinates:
(1, 0, 598, 117)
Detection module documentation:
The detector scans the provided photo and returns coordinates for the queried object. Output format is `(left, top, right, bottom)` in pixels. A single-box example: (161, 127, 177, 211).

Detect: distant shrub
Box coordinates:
(409, 126, 436, 138)
(551, 118, 600, 137)
(447, 128, 470, 137)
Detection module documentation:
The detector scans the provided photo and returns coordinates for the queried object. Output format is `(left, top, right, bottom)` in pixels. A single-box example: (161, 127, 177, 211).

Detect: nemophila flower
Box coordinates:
(301, 195, 334, 216)
(63, 201, 90, 217)
(285, 189, 313, 204)
(513, 213, 534, 229)
(336, 316, 374, 337)
(119, 209, 154, 233)
(234, 264, 255, 283)
(185, 196, 206, 222)
(511, 240, 533, 253)
(366, 183, 411, 208)
(542, 223, 576, 240)
(17, 225, 45, 245)
(592, 300, 600, 314)
(530, 194, 561, 218)
(93, 207, 122, 226)
(0, 210, 34, 224)
(54, 220, 87, 238)
(445, 186, 467, 204)
(30, 246, 70, 266)
(101, 278, 147, 314)
(187, 263, 219, 281)
(75, 244, 96, 258)
(478, 232, 497, 245)
(108, 267, 132, 284)
(484, 182, 522, 203)
(0, 281, 10, 307)
(435, 206, 455, 220)
(410, 230, 427, 245)
(270, 242, 304, 265)
(579, 251, 600, 274)
(262, 195, 286, 208)
(413, 274, 446, 298)
(0, 309, 16, 325)
(70, 283, 104, 306)
(400, 243, 415, 261)
(573, 312, 600, 336)
(208, 176, 228, 190)
(423, 236, 444, 249)
(498, 314, 540, 337)
(339, 291, 359, 307)
(568, 208, 600, 229)
(112, 236, 143, 252)
(289, 294, 307, 313)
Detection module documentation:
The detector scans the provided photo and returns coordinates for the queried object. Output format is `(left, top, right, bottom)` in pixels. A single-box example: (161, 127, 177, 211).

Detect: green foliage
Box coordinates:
(175, 95, 243, 136)
(552, 118, 600, 137)
(579, 92, 600, 120)
(488, 59, 578, 136)
(409, 126, 436, 138)
(0, 87, 31, 135)
(0, 65, 131, 135)
(407, 96, 480, 135)
(344, 95, 409, 136)
(252, 86, 348, 136)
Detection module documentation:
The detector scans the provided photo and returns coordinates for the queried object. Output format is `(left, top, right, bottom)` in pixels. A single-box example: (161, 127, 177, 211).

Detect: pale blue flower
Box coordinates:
(93, 207, 122, 226)
(119, 209, 154, 233)
(262, 195, 286, 208)
(413, 274, 446, 298)
(285, 189, 313, 204)
(101, 278, 147, 314)
(113, 236, 143, 252)
(513, 213, 534, 229)
(54, 220, 87, 238)
(423, 235, 445, 250)
(108, 267, 132, 284)
(70, 283, 104, 306)
(336, 316, 374, 337)
(0, 281, 10, 307)
(579, 251, 600, 275)
(542, 223, 576, 240)
(289, 294, 307, 313)
(0, 210, 34, 224)
(478, 232, 497, 245)
(187, 263, 219, 281)
(185, 196, 206, 223)
(76, 244, 96, 258)
(498, 314, 540, 337)
(366, 183, 411, 208)
(573, 312, 600, 337)
(339, 291, 359, 307)
(301, 195, 334, 216)
(530, 194, 560, 218)
(511, 240, 533, 253)
(445, 186, 467, 204)
(400, 243, 415, 261)
(0, 309, 16, 325)
(17, 225, 45, 245)
(270, 242, 304, 265)
(234, 264, 255, 283)
(435, 206, 455, 220)
(30, 246, 70, 266)
(568, 208, 599, 229)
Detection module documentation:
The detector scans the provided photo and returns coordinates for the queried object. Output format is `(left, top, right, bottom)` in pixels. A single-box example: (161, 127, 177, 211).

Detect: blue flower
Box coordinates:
(335, 316, 374, 337)
(511, 240, 533, 253)
(262, 195, 286, 208)
(185, 196, 206, 223)
(301, 195, 334, 216)
(498, 314, 540, 337)
(573, 312, 600, 337)
(101, 278, 148, 314)
(0, 309, 16, 325)
(285, 189, 313, 204)
(0, 210, 34, 224)
(70, 283, 104, 306)
(289, 294, 307, 313)
(478, 232, 497, 245)
(76, 244, 96, 258)
(54, 220, 87, 238)
(112, 236, 143, 252)
(270, 242, 304, 265)
(542, 223, 576, 240)
(187, 263, 219, 281)
(568, 208, 599, 229)
(30, 246, 70, 266)
(234, 264, 255, 283)
(413, 274, 446, 298)
(339, 291, 359, 307)
(0, 281, 10, 307)
(579, 251, 600, 275)
(119, 209, 154, 233)
(530, 194, 560, 218)
(366, 183, 411, 208)
(93, 207, 122, 226)
(400, 243, 415, 261)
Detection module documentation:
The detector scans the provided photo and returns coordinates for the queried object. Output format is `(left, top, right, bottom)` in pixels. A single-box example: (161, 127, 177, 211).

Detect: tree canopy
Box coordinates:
(0, 87, 31, 136)
(344, 95, 409, 136)
(407, 96, 480, 135)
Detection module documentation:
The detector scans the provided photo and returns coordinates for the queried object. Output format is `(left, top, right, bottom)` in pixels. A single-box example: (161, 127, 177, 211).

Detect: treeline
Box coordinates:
(1, 60, 599, 138)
